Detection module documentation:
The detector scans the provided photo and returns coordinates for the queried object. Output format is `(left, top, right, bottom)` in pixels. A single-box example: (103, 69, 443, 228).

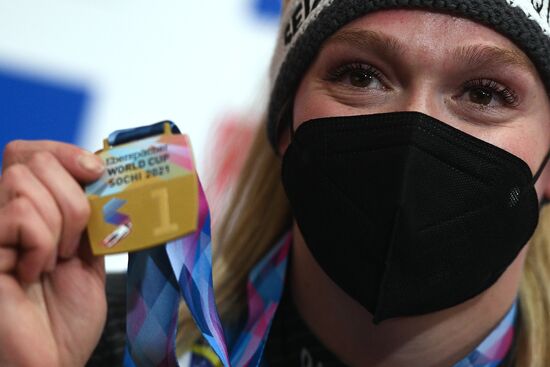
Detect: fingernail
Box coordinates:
(78, 153, 104, 174)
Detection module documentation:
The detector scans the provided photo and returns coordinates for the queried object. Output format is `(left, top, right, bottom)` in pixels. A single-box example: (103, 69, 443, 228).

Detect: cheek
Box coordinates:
(489, 122, 550, 177)
(292, 75, 327, 129)
(498, 95, 550, 176)
(293, 73, 357, 129)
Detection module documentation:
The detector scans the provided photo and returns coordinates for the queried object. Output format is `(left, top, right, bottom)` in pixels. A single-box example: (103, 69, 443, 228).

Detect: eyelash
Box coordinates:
(325, 63, 385, 86)
(462, 79, 519, 107)
(324, 62, 520, 108)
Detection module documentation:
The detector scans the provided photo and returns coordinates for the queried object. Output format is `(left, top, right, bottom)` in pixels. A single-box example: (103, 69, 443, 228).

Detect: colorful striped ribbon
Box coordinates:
(118, 122, 515, 367)
(453, 302, 517, 367)
(121, 122, 290, 367)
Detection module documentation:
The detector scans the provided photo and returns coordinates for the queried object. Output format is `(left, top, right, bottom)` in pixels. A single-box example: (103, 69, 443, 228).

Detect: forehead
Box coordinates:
(324, 9, 534, 70)
(343, 9, 488, 34)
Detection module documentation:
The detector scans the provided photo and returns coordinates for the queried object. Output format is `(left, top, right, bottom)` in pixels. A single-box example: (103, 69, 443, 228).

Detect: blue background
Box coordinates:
(0, 67, 89, 167)
(0, 0, 279, 166)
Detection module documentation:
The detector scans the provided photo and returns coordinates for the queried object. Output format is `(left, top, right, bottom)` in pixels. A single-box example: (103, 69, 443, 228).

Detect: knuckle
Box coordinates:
(9, 197, 33, 217)
(2, 140, 23, 162)
(45, 207, 63, 243)
(3, 214, 18, 240)
(29, 228, 56, 254)
(50, 208, 63, 232)
(36, 219, 57, 252)
(42, 231, 57, 252)
(66, 196, 91, 226)
(2, 199, 31, 240)
(29, 151, 56, 169)
(5, 199, 56, 250)
(1, 164, 29, 188)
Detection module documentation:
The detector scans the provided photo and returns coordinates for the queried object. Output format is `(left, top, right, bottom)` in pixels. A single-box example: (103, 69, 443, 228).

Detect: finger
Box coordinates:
(2, 140, 104, 183)
(0, 184, 9, 208)
(0, 164, 63, 245)
(0, 248, 17, 273)
(26, 152, 90, 259)
(0, 197, 56, 282)
(78, 236, 105, 282)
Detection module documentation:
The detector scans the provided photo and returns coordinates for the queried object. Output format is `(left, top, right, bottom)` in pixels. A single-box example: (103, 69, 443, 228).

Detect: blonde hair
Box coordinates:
(178, 114, 550, 366)
(177, 1, 550, 364)
(177, 118, 291, 352)
(517, 205, 550, 366)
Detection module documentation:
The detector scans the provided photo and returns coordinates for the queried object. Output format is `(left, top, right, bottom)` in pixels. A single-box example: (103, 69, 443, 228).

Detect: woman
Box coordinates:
(1, 1, 550, 366)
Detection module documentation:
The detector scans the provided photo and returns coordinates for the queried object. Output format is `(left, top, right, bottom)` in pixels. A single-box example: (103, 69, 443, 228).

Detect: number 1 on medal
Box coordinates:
(151, 188, 179, 236)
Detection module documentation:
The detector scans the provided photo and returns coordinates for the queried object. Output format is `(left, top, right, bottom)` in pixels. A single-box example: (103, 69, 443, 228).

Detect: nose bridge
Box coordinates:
(399, 80, 443, 120)
(393, 36, 449, 121)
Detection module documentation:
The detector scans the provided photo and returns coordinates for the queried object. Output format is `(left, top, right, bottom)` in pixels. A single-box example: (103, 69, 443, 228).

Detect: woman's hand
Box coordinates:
(0, 140, 107, 367)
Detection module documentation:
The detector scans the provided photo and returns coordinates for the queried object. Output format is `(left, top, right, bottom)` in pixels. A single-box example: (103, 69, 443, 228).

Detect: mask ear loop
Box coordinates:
(290, 115, 296, 142)
(533, 149, 550, 183)
(285, 100, 296, 143)
(532, 149, 550, 206)
(274, 99, 295, 156)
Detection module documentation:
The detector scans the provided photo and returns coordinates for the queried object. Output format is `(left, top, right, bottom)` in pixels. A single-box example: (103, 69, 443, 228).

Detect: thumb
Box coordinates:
(3, 140, 105, 183)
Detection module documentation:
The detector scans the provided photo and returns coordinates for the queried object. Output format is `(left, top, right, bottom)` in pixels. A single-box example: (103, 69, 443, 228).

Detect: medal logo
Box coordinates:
(102, 198, 132, 248)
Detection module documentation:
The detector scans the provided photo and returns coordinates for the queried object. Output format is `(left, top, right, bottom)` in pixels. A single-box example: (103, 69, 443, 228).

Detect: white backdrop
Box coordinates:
(0, 0, 280, 271)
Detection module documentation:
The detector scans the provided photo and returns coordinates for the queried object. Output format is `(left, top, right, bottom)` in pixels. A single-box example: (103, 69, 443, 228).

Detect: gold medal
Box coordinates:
(86, 123, 198, 255)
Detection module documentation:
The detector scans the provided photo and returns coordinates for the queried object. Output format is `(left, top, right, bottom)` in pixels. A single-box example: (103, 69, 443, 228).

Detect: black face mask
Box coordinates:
(281, 111, 549, 324)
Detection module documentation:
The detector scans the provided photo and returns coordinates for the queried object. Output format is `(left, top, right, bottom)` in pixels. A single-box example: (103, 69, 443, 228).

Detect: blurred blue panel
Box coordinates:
(0, 67, 89, 166)
(253, 0, 281, 19)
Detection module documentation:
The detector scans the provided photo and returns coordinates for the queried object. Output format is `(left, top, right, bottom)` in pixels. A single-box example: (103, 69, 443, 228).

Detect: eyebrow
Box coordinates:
(452, 45, 535, 73)
(324, 29, 407, 60)
(324, 29, 535, 74)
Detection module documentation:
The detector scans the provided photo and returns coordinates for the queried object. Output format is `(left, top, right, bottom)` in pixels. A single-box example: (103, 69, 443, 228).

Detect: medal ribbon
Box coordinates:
(453, 302, 517, 367)
(117, 122, 290, 367)
(113, 122, 515, 367)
